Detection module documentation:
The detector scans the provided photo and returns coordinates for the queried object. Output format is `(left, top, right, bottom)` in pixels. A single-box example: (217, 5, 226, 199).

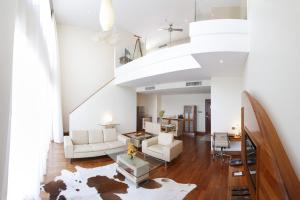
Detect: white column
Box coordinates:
(0, 0, 17, 199)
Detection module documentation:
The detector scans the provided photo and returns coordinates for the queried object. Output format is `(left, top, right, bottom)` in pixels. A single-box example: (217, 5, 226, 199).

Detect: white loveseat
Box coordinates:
(142, 133, 183, 166)
(64, 128, 129, 159)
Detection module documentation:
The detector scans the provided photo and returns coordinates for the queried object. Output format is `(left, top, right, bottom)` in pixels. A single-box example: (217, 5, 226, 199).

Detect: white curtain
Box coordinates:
(50, 15, 64, 144)
(7, 0, 63, 199)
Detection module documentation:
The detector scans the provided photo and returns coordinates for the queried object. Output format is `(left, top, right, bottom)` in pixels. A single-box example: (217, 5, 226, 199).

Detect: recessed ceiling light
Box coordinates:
(219, 59, 224, 64)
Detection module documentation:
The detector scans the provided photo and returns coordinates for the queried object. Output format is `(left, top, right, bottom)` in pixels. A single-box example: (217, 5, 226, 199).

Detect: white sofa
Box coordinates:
(64, 128, 129, 159)
(142, 133, 183, 166)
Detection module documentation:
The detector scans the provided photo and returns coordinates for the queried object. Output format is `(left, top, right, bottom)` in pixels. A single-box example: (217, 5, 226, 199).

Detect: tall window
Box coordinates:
(7, 0, 63, 199)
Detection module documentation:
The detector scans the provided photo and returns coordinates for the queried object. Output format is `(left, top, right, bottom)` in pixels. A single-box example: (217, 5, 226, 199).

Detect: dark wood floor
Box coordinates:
(41, 134, 229, 199)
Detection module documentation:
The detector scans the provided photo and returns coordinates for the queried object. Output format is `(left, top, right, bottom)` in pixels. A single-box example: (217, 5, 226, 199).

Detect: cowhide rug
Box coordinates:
(41, 163, 196, 200)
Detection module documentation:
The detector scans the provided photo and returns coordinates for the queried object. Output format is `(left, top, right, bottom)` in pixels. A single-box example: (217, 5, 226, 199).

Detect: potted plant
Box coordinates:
(159, 110, 165, 123)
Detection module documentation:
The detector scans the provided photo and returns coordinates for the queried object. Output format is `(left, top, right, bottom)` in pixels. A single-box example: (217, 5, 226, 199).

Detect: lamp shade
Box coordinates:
(99, 0, 115, 31)
(103, 113, 113, 124)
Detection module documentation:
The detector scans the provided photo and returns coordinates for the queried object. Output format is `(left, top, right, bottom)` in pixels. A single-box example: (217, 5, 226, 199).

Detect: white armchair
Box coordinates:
(142, 133, 183, 166)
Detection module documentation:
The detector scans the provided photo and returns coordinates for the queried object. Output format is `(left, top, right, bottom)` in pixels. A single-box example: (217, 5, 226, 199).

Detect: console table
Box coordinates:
(227, 164, 254, 200)
(228, 135, 242, 142)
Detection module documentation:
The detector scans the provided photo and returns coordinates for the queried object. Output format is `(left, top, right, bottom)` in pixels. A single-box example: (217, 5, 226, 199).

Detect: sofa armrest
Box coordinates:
(118, 134, 130, 145)
(64, 136, 73, 158)
(142, 136, 158, 149)
(163, 140, 183, 162)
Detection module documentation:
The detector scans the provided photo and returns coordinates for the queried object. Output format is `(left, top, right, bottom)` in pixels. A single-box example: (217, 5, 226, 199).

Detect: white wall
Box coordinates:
(160, 93, 211, 132)
(69, 81, 136, 133)
(58, 25, 114, 131)
(244, 0, 300, 179)
(137, 94, 159, 122)
(0, 1, 16, 199)
(211, 77, 243, 133)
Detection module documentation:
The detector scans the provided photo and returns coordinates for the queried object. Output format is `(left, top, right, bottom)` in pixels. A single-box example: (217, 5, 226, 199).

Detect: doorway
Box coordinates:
(205, 99, 211, 133)
(183, 105, 197, 134)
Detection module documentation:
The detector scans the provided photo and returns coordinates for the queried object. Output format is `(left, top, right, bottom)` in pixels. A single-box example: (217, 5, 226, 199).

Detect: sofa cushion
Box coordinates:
(103, 128, 117, 142)
(88, 129, 103, 144)
(158, 133, 174, 146)
(74, 144, 93, 153)
(148, 144, 164, 154)
(71, 130, 89, 145)
(106, 141, 125, 149)
(90, 143, 109, 151)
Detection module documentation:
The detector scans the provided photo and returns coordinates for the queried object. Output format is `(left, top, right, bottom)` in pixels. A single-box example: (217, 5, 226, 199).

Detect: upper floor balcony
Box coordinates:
(115, 0, 249, 87)
(114, 18, 248, 87)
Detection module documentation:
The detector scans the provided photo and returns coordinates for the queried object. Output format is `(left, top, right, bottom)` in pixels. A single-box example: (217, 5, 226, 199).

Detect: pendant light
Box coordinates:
(99, 0, 115, 31)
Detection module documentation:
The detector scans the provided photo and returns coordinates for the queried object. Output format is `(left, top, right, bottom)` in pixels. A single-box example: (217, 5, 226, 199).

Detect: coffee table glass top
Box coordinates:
(105, 150, 163, 173)
(123, 132, 153, 141)
(117, 153, 148, 169)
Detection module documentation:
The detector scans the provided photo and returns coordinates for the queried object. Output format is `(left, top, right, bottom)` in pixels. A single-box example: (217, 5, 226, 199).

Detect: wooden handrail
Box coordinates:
(69, 77, 115, 114)
(242, 91, 300, 199)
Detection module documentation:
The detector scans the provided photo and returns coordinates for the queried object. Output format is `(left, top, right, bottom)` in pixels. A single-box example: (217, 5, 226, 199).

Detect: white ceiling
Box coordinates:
(53, 0, 245, 48)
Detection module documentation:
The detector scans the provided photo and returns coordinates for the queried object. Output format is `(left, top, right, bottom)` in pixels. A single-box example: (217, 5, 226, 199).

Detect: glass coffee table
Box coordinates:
(105, 150, 163, 187)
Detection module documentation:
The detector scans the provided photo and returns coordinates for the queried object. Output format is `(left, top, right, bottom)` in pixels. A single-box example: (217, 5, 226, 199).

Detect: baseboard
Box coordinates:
(195, 131, 207, 135)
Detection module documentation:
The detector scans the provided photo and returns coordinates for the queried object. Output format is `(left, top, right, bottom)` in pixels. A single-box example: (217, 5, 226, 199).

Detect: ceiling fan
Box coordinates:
(158, 24, 183, 46)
